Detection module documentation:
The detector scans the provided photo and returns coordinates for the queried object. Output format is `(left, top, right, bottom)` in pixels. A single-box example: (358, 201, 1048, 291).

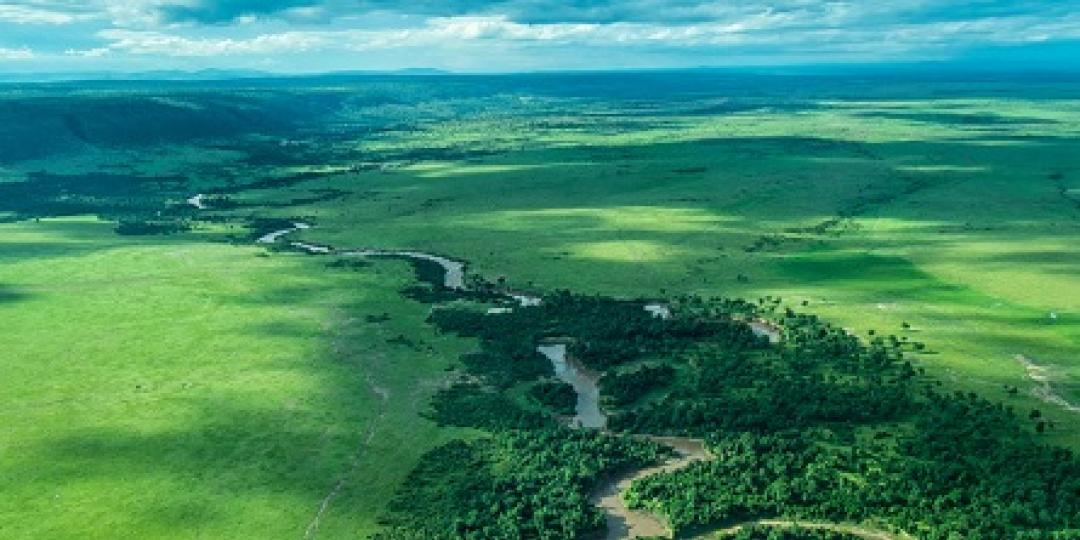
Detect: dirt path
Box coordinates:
(302, 375, 391, 540)
(1015, 354, 1080, 414)
(243, 222, 470, 538)
(302, 307, 397, 540)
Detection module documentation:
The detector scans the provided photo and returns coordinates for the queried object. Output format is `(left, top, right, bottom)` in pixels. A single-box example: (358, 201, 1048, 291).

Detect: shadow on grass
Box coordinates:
(0, 283, 32, 303)
(855, 110, 1061, 126)
(18, 399, 369, 531)
(1, 283, 408, 536)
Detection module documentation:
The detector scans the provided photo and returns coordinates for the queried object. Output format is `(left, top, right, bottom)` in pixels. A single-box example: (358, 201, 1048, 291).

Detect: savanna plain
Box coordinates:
(1, 72, 1078, 539)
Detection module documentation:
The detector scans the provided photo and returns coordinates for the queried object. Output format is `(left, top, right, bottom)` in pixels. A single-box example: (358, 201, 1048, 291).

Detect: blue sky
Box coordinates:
(0, 1, 1077, 72)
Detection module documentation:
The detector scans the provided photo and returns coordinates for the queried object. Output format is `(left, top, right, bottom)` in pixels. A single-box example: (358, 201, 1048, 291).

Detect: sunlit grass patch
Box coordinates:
(558, 239, 689, 262)
(456, 206, 735, 233)
(0, 218, 473, 538)
(896, 165, 991, 173)
(407, 161, 550, 178)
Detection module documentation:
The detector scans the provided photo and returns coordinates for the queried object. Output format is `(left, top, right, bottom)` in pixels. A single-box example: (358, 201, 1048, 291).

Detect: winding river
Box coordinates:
(189, 202, 919, 540)
(537, 343, 606, 429)
(257, 222, 311, 244)
(343, 249, 466, 289)
(186, 193, 207, 210)
(595, 437, 710, 539)
(245, 221, 713, 537)
(749, 319, 782, 344)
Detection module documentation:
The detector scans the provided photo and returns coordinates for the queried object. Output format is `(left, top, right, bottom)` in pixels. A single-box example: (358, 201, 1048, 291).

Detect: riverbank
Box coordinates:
(248, 218, 734, 540)
(595, 437, 711, 539)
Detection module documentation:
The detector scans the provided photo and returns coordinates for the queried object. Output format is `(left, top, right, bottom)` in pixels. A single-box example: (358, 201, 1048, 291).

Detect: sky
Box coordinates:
(0, 1, 1078, 73)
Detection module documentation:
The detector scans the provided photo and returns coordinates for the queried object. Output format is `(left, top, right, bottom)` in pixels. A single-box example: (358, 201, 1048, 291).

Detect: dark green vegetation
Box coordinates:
(1, 72, 1079, 538)
(610, 306, 915, 435)
(601, 364, 676, 407)
(402, 291, 1080, 539)
(375, 429, 670, 539)
(723, 526, 863, 540)
(529, 380, 578, 415)
(631, 426, 1080, 538)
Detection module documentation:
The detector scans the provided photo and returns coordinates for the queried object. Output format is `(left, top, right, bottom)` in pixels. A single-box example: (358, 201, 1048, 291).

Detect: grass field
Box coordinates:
(2, 73, 1079, 537)
(0, 217, 474, 539)
(219, 93, 1080, 446)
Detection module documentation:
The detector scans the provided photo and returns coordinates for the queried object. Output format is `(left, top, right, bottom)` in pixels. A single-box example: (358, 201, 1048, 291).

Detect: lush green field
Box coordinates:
(2, 73, 1079, 537)
(0, 217, 474, 538)
(222, 90, 1080, 445)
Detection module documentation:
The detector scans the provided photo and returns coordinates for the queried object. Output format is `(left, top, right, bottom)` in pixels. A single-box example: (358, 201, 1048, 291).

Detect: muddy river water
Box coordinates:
(536, 343, 606, 429)
(200, 202, 908, 540)
(242, 220, 725, 539)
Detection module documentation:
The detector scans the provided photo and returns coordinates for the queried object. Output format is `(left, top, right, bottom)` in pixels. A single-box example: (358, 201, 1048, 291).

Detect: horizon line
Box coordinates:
(4, 61, 1080, 84)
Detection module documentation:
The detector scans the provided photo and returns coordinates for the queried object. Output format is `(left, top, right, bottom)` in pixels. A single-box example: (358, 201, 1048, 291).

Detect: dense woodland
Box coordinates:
(722, 525, 865, 539)
(374, 429, 671, 540)
(377, 284, 1080, 539)
(529, 380, 578, 415)
(3, 82, 1077, 540)
(600, 364, 675, 407)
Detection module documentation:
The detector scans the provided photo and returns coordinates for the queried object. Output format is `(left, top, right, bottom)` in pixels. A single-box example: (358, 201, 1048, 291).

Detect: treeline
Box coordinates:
(383, 291, 773, 537)
(529, 380, 577, 415)
(608, 345, 913, 435)
(723, 525, 864, 540)
(428, 383, 552, 431)
(458, 349, 553, 389)
(609, 303, 916, 435)
(600, 364, 675, 407)
(115, 219, 191, 236)
(626, 416, 1080, 540)
(617, 301, 1080, 538)
(429, 290, 763, 375)
(385, 287, 1080, 539)
(0, 170, 198, 231)
(624, 397, 1080, 539)
(374, 428, 671, 540)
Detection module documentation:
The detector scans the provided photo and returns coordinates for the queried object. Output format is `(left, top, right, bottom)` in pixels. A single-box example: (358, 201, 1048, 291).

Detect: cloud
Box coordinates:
(62, 7, 1080, 62)
(151, 0, 494, 24)
(65, 14, 779, 58)
(0, 46, 34, 59)
(0, 3, 86, 24)
(495, 0, 836, 25)
(78, 28, 326, 56)
(157, 0, 318, 24)
(15, 1, 1080, 71)
(141, 0, 820, 25)
(133, 0, 1080, 28)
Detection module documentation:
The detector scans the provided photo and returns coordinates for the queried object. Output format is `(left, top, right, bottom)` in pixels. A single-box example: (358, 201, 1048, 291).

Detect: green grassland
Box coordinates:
(219, 91, 1080, 446)
(2, 73, 1079, 537)
(0, 217, 475, 538)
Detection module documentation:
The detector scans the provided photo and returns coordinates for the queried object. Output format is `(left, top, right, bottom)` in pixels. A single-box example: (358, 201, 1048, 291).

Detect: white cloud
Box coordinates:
(52, 4, 1080, 65)
(0, 46, 35, 59)
(80, 28, 327, 57)
(95, 0, 177, 27)
(340, 12, 1080, 51)
(339, 14, 793, 50)
(0, 3, 84, 24)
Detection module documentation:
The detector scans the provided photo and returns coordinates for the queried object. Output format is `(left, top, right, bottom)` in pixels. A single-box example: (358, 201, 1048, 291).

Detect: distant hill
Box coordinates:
(0, 68, 453, 84)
